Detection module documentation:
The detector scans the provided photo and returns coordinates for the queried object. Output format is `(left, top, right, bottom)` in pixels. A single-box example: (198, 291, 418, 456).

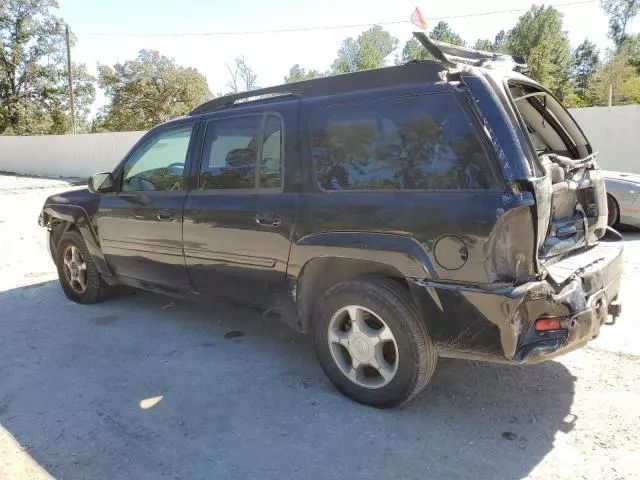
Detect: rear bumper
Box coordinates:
(411, 228, 624, 364)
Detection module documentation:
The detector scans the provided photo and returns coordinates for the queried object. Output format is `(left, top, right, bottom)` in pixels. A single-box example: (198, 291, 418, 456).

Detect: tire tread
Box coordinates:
(56, 230, 109, 304)
(313, 275, 437, 408)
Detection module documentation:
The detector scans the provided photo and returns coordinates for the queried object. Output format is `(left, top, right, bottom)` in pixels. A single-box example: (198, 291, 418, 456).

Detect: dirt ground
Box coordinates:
(1, 174, 639, 480)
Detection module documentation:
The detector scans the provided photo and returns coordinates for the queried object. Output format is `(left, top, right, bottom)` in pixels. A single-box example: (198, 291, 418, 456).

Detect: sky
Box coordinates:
(56, 0, 640, 115)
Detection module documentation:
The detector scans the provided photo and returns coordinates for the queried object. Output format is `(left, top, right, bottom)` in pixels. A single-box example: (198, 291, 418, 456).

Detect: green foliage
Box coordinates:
(0, 0, 95, 135)
(473, 39, 496, 52)
(284, 64, 324, 83)
(399, 22, 465, 62)
(94, 50, 210, 132)
(331, 25, 398, 74)
(572, 39, 600, 104)
(601, 0, 640, 46)
(473, 32, 507, 53)
(590, 40, 640, 105)
(430, 21, 465, 46)
(620, 33, 640, 69)
(399, 38, 429, 62)
(506, 6, 574, 100)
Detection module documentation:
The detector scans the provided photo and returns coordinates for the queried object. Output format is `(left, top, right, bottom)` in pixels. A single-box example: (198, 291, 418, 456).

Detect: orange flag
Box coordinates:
(410, 7, 427, 30)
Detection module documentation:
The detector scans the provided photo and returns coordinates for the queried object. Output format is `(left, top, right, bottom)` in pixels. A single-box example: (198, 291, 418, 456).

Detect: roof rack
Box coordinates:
(189, 60, 446, 115)
(412, 32, 529, 75)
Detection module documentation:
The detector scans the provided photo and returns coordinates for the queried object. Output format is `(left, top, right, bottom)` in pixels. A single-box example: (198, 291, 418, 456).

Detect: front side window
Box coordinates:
(122, 125, 193, 192)
(311, 94, 496, 191)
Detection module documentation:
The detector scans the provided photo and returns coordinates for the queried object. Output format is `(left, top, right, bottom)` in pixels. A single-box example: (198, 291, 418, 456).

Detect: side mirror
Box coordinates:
(88, 172, 115, 193)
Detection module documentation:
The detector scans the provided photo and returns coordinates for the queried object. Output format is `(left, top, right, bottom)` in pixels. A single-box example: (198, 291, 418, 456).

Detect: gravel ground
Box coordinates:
(1, 174, 639, 480)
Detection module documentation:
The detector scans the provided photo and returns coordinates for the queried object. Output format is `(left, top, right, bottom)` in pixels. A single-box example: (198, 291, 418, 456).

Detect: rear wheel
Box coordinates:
(56, 230, 109, 304)
(313, 276, 437, 408)
(607, 194, 619, 227)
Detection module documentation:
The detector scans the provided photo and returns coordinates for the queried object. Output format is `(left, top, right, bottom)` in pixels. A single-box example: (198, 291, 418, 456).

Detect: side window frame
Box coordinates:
(195, 111, 285, 194)
(455, 92, 505, 188)
(308, 92, 502, 193)
(258, 113, 285, 193)
(111, 120, 198, 194)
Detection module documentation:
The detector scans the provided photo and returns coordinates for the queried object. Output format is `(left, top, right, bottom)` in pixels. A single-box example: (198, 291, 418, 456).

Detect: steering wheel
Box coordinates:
(167, 162, 185, 174)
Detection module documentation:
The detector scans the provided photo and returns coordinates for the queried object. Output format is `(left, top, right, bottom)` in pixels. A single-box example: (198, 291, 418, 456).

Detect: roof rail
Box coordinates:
(412, 32, 529, 75)
(189, 61, 446, 115)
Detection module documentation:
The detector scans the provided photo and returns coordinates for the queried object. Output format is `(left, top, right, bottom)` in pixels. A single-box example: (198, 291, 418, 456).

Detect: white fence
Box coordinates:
(570, 105, 640, 173)
(0, 105, 638, 178)
(0, 131, 145, 178)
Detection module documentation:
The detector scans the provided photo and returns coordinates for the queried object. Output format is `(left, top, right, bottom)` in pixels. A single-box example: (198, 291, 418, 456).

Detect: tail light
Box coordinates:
(535, 317, 562, 332)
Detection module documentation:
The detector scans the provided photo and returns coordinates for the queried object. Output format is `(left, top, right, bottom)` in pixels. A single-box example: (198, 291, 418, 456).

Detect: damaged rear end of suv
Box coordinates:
(411, 34, 623, 366)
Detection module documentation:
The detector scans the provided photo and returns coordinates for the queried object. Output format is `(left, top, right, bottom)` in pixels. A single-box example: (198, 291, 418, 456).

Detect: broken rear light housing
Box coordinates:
(535, 317, 563, 332)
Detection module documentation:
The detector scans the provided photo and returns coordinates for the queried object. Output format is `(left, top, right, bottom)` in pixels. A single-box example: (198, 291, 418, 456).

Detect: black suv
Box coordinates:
(39, 35, 623, 408)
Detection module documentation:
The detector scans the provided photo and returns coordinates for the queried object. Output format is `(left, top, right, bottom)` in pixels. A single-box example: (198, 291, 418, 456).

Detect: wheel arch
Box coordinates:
(295, 256, 412, 333)
(43, 204, 113, 278)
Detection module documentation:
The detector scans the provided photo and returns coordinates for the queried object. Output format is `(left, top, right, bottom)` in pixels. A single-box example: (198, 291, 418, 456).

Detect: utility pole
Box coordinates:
(65, 25, 76, 135)
(608, 83, 613, 107)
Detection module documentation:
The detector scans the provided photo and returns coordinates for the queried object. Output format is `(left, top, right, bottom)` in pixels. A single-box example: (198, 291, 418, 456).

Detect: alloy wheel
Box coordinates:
(62, 245, 88, 294)
(327, 305, 399, 389)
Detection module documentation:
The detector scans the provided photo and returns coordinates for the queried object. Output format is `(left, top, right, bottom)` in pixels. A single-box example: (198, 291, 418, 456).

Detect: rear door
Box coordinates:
(506, 82, 607, 263)
(182, 102, 299, 308)
(96, 121, 198, 290)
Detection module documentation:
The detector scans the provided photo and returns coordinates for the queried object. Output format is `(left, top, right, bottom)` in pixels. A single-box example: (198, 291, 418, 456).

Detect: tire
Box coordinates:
(313, 276, 438, 408)
(55, 230, 109, 304)
(607, 194, 619, 227)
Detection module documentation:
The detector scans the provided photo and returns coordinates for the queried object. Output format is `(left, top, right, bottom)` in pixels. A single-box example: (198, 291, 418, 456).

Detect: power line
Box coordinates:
(78, 0, 598, 37)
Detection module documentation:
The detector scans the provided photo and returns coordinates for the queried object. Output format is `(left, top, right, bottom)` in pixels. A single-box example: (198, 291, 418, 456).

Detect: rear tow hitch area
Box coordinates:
(606, 300, 622, 325)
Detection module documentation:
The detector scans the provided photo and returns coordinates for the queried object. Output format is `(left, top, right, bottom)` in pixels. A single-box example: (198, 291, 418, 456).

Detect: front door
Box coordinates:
(97, 122, 197, 290)
(183, 107, 298, 308)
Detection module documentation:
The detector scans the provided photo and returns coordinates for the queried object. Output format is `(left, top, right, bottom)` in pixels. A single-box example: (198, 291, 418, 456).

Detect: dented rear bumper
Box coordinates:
(410, 228, 623, 364)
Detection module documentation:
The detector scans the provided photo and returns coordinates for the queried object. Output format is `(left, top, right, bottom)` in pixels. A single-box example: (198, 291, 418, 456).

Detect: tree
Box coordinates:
(473, 31, 507, 53)
(284, 64, 323, 83)
(430, 21, 465, 46)
(94, 50, 210, 132)
(590, 34, 640, 105)
(620, 33, 640, 69)
(601, 0, 640, 46)
(591, 50, 640, 105)
(494, 30, 507, 51)
(399, 21, 465, 62)
(331, 25, 398, 73)
(473, 39, 496, 51)
(572, 39, 600, 105)
(225, 56, 257, 93)
(0, 0, 95, 135)
(506, 6, 574, 100)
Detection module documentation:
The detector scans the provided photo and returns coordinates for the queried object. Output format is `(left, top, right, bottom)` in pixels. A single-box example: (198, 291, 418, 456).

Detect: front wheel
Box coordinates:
(313, 276, 437, 408)
(55, 230, 109, 304)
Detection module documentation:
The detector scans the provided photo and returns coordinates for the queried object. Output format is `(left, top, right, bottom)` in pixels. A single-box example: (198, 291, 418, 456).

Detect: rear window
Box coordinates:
(310, 94, 497, 191)
(198, 114, 283, 190)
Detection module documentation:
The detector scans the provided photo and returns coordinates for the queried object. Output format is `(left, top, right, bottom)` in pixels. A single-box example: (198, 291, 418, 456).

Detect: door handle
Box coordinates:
(255, 212, 281, 227)
(157, 209, 175, 221)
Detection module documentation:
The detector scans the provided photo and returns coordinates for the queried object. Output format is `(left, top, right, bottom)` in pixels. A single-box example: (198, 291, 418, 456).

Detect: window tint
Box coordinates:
(311, 94, 495, 191)
(260, 115, 283, 188)
(122, 125, 192, 192)
(198, 116, 262, 190)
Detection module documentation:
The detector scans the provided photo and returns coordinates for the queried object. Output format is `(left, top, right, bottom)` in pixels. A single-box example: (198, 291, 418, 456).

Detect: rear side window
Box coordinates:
(198, 114, 283, 190)
(311, 94, 496, 191)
